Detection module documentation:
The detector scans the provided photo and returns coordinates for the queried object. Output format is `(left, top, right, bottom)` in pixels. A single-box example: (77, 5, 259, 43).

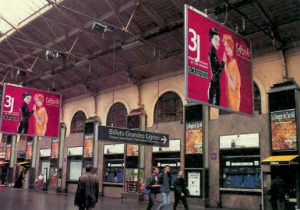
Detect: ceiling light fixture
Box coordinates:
(121, 40, 143, 51)
(92, 22, 108, 33)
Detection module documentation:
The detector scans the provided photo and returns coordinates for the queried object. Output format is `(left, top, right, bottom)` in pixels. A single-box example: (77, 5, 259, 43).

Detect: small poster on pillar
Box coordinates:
(26, 141, 33, 160)
(186, 121, 203, 154)
(127, 144, 138, 156)
(271, 109, 297, 151)
(0, 83, 61, 138)
(5, 144, 11, 160)
(83, 134, 93, 158)
(51, 139, 59, 159)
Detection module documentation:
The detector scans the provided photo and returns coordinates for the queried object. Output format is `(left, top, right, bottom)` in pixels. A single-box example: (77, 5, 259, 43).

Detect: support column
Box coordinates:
(296, 166, 300, 209)
(9, 135, 17, 186)
(138, 114, 146, 200)
(57, 123, 66, 192)
(28, 136, 38, 189)
(202, 106, 209, 205)
(93, 121, 99, 168)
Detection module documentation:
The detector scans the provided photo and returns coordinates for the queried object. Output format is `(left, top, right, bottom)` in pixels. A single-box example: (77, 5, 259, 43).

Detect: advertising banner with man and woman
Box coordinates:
(0, 84, 61, 138)
(185, 5, 253, 114)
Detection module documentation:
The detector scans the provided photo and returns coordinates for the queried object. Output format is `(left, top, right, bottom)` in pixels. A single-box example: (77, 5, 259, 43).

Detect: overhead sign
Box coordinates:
(98, 126, 169, 147)
(0, 83, 61, 138)
(185, 5, 253, 114)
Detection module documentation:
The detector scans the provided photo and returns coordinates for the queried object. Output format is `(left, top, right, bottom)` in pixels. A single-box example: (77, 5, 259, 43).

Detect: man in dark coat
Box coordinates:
(173, 170, 189, 210)
(17, 92, 34, 134)
(74, 165, 99, 210)
(208, 27, 225, 106)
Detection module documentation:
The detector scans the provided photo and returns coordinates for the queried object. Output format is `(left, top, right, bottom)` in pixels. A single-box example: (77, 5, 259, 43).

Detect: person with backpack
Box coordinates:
(173, 170, 189, 210)
(145, 166, 161, 210)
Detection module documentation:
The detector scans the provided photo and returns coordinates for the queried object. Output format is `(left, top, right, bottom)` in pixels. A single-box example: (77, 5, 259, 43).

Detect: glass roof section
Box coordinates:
(0, 0, 63, 39)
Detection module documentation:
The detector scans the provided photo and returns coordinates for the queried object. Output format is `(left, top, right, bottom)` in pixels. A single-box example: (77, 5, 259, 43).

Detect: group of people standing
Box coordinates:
(145, 166, 189, 210)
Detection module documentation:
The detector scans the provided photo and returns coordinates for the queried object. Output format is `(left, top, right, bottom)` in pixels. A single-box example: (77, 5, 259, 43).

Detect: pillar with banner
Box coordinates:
(261, 80, 300, 210)
(56, 122, 66, 192)
(6, 135, 14, 186)
(82, 117, 100, 175)
(123, 108, 146, 200)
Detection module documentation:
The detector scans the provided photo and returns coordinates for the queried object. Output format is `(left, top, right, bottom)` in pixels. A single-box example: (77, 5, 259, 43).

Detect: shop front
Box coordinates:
(260, 81, 300, 210)
(103, 143, 125, 198)
(219, 133, 261, 209)
(261, 155, 299, 209)
(66, 146, 83, 193)
(39, 148, 51, 190)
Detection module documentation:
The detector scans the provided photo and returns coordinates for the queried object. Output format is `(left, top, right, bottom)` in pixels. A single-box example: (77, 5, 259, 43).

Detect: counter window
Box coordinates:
(220, 133, 261, 191)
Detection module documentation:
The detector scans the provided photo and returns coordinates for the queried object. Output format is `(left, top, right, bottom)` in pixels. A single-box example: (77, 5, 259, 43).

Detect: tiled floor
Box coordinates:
(0, 187, 240, 210)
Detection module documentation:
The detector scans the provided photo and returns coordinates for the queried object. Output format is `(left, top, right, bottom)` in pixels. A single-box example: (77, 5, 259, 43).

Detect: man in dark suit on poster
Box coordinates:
(17, 92, 34, 134)
(208, 27, 226, 106)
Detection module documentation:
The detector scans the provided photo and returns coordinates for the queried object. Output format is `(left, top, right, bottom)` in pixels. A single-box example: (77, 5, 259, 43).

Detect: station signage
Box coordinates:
(98, 126, 169, 147)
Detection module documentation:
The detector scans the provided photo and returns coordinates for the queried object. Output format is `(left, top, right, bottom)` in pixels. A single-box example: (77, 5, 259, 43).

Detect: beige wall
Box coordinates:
(63, 96, 94, 136)
(140, 74, 186, 127)
(62, 47, 300, 131)
(287, 47, 300, 83)
(97, 85, 140, 125)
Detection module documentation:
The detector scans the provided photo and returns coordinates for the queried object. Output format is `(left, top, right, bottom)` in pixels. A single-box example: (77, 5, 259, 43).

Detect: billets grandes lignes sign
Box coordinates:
(98, 126, 169, 147)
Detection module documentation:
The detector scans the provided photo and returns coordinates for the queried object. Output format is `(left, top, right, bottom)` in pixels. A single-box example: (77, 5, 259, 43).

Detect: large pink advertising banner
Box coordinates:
(0, 84, 61, 138)
(185, 5, 253, 114)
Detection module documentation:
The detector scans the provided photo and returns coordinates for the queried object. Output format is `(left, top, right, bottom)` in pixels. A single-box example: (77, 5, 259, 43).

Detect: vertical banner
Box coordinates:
(26, 140, 33, 160)
(186, 121, 203, 154)
(271, 109, 297, 151)
(51, 138, 59, 159)
(5, 144, 11, 160)
(0, 83, 61, 137)
(83, 134, 94, 158)
(185, 5, 253, 114)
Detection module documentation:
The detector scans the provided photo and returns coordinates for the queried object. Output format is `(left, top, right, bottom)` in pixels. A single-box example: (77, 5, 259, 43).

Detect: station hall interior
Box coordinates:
(0, 0, 300, 209)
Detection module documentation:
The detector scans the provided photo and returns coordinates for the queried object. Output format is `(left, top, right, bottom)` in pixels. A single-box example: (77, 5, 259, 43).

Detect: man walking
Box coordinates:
(74, 165, 99, 210)
(157, 165, 172, 210)
(145, 166, 161, 210)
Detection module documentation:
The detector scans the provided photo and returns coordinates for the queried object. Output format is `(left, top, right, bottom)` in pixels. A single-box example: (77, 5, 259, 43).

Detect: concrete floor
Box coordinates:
(0, 187, 238, 210)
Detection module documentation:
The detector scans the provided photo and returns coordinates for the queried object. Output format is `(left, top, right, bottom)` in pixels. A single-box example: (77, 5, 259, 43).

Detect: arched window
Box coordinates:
(154, 91, 183, 123)
(70, 111, 87, 133)
(253, 82, 262, 114)
(106, 102, 128, 128)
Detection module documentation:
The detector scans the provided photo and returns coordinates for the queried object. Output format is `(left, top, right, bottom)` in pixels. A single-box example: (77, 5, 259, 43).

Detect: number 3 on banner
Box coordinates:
(188, 28, 200, 62)
(4, 95, 14, 113)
